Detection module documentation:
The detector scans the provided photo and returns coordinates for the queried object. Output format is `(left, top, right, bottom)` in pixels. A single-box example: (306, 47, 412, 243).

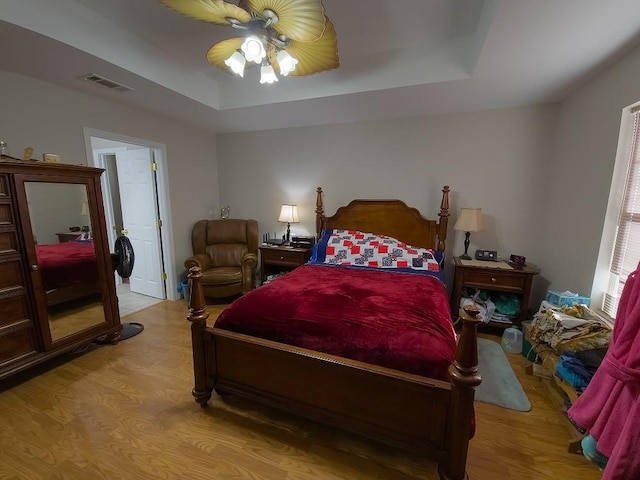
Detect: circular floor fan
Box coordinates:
(113, 234, 135, 278)
(103, 235, 143, 342)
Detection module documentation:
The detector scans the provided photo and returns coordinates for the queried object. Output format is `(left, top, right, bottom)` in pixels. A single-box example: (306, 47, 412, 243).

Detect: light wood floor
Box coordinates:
(0, 300, 602, 480)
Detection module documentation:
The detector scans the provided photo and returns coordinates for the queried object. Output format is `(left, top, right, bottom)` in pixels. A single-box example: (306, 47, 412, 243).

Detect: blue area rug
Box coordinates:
(475, 338, 531, 412)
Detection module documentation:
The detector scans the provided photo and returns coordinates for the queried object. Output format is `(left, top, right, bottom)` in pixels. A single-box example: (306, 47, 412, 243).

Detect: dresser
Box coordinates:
(0, 156, 121, 380)
(450, 256, 539, 328)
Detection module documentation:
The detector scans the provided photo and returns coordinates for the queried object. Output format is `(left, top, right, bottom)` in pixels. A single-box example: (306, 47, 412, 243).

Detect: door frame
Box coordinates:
(82, 127, 178, 301)
(94, 148, 126, 287)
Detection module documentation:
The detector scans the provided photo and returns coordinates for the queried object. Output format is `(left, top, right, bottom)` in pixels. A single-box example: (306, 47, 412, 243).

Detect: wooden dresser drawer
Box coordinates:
(0, 327, 38, 365)
(0, 295, 31, 328)
(0, 231, 18, 257)
(0, 203, 14, 227)
(0, 174, 8, 199)
(462, 269, 525, 291)
(0, 260, 25, 292)
(261, 248, 306, 266)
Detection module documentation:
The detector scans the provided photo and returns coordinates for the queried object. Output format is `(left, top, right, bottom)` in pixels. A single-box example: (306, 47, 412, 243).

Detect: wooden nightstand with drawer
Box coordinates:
(259, 245, 312, 284)
(450, 256, 539, 328)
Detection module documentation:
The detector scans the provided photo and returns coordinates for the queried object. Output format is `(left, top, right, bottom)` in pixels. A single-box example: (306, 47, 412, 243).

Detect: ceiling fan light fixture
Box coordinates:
(158, 0, 339, 84)
(241, 36, 266, 64)
(260, 62, 278, 84)
(224, 50, 246, 77)
(276, 50, 298, 76)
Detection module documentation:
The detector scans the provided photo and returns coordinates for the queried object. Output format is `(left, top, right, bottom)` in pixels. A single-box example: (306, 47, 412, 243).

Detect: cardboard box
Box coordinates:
(546, 290, 591, 307)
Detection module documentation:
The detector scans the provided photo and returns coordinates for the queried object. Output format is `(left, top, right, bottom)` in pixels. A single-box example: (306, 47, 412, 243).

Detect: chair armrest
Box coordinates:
(241, 252, 258, 270)
(241, 253, 258, 292)
(184, 254, 211, 271)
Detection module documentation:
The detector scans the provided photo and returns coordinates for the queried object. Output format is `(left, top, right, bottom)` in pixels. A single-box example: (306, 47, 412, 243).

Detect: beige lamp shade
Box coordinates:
(278, 204, 299, 224)
(278, 204, 299, 244)
(454, 208, 484, 232)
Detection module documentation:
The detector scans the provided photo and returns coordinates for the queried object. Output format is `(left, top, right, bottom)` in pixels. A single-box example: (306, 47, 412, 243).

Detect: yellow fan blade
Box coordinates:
(246, 0, 326, 42)
(206, 37, 245, 73)
(283, 18, 338, 76)
(158, 0, 251, 25)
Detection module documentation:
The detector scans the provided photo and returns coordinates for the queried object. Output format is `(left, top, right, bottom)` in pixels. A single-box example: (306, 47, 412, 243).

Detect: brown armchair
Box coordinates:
(184, 219, 258, 299)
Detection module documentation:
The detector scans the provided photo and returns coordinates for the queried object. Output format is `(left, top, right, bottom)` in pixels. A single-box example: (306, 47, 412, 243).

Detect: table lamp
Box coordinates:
(453, 207, 484, 260)
(278, 204, 299, 244)
(80, 202, 90, 234)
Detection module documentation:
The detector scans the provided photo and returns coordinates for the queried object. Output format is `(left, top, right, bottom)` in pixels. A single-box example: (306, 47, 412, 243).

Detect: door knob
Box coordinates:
(121, 229, 128, 235)
(31, 264, 39, 271)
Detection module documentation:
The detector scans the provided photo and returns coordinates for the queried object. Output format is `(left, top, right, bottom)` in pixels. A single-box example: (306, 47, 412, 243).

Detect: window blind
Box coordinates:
(603, 109, 640, 317)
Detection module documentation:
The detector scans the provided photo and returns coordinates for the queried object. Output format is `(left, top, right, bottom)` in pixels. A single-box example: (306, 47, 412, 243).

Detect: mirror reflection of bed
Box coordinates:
(25, 180, 160, 344)
(25, 181, 108, 343)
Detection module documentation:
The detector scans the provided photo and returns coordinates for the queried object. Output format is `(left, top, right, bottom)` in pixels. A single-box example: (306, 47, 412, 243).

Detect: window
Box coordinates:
(599, 103, 640, 319)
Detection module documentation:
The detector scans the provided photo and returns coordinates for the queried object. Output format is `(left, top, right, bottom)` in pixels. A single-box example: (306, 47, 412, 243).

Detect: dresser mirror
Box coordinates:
(23, 180, 108, 344)
(1, 161, 121, 381)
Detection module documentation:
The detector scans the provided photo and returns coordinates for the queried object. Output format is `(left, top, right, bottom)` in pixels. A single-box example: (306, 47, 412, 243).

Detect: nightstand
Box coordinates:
(450, 256, 539, 328)
(56, 232, 82, 243)
(259, 245, 312, 284)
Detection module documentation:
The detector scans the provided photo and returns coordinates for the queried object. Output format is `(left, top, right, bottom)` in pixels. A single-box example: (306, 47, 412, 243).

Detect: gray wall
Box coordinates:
(0, 69, 218, 291)
(216, 39, 640, 312)
(542, 41, 640, 308)
(4, 35, 640, 311)
(217, 105, 558, 297)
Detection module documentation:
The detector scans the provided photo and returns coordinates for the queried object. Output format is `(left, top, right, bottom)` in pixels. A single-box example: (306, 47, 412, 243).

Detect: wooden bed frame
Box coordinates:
(45, 279, 101, 307)
(187, 186, 481, 480)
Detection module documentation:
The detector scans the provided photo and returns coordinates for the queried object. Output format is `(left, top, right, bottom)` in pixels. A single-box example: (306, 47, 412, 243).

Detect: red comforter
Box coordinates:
(215, 264, 457, 381)
(36, 242, 97, 290)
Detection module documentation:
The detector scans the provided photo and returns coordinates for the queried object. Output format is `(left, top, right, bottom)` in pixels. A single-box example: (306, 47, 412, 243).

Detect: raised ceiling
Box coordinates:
(2, 0, 640, 133)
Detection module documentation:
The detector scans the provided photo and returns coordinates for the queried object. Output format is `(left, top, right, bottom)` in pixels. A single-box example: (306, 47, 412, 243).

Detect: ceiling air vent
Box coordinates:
(80, 73, 134, 93)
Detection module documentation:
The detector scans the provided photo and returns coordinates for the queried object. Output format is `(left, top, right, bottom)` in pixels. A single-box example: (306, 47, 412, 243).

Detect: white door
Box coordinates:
(115, 149, 165, 298)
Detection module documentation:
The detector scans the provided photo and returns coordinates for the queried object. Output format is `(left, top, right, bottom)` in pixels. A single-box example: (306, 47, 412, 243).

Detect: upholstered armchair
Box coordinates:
(184, 219, 258, 299)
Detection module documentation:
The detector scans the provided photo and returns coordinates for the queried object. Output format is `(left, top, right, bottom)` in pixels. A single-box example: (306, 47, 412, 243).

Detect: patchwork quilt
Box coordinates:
(323, 229, 441, 271)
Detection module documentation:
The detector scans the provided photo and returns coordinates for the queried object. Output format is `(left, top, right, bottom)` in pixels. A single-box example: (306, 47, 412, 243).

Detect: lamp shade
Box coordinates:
(454, 208, 484, 232)
(278, 204, 299, 223)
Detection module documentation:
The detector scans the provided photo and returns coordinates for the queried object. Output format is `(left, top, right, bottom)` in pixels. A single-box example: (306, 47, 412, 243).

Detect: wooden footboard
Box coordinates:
(45, 279, 101, 307)
(187, 267, 480, 480)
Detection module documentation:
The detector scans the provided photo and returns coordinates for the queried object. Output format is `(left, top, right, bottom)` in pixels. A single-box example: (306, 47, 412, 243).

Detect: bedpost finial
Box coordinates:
(187, 266, 209, 325)
(316, 187, 325, 238)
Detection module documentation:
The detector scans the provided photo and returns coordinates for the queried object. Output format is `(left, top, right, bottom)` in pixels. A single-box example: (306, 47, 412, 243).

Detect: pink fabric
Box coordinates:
(568, 264, 640, 480)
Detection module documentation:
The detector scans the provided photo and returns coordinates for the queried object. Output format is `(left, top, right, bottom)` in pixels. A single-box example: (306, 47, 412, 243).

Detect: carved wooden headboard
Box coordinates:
(315, 186, 450, 251)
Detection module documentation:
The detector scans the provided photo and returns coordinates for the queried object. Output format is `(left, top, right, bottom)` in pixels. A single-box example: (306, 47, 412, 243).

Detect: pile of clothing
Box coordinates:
(459, 288, 520, 325)
(556, 348, 607, 392)
(529, 303, 611, 354)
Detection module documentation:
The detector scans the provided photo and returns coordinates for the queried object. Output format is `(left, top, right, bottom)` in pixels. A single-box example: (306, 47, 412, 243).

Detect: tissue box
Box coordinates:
(546, 290, 591, 307)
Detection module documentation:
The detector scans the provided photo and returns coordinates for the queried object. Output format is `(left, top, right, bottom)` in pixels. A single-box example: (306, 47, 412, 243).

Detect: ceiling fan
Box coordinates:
(157, 0, 339, 84)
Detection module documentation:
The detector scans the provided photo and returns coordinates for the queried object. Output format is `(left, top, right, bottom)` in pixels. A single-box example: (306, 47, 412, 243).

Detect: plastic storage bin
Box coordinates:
(502, 326, 523, 354)
(179, 279, 189, 300)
